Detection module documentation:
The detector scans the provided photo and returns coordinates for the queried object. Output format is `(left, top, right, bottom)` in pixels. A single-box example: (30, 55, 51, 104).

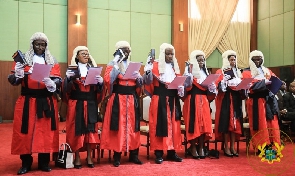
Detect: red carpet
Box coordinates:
(0, 122, 294, 176)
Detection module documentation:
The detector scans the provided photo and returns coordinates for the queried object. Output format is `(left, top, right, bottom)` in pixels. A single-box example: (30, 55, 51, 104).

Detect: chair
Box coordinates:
(281, 120, 292, 134)
(180, 124, 188, 157)
(92, 95, 112, 163)
(140, 94, 151, 159)
(93, 130, 101, 163)
(240, 122, 251, 152)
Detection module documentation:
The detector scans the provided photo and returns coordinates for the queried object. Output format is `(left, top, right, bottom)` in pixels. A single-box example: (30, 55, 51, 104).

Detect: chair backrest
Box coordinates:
(142, 96, 151, 122)
(242, 100, 247, 118)
(210, 100, 216, 120)
(141, 95, 184, 122)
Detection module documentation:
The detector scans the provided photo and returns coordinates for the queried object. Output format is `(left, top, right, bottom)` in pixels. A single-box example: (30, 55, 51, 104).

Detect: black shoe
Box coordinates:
(17, 167, 30, 175)
(87, 163, 95, 168)
(167, 154, 183, 162)
(198, 149, 206, 159)
(129, 157, 143, 165)
(38, 165, 51, 172)
(199, 155, 206, 159)
(113, 160, 120, 167)
(230, 149, 239, 157)
(189, 150, 200, 160)
(74, 164, 82, 169)
(224, 150, 233, 157)
(155, 157, 163, 164)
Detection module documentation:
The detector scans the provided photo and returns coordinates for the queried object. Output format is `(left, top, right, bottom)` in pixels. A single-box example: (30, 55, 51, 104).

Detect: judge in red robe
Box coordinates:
(63, 46, 103, 169)
(100, 41, 143, 167)
(242, 50, 280, 150)
(214, 50, 246, 157)
(8, 32, 61, 175)
(143, 43, 183, 164)
(182, 50, 218, 159)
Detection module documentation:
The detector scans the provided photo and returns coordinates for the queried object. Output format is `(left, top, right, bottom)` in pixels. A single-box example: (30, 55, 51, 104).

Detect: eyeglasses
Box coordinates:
(80, 53, 89, 57)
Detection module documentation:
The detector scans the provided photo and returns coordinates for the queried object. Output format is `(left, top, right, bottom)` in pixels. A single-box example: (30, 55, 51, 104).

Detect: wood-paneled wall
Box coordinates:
(250, 0, 258, 51)
(0, 61, 20, 121)
(172, 0, 188, 73)
(67, 0, 88, 64)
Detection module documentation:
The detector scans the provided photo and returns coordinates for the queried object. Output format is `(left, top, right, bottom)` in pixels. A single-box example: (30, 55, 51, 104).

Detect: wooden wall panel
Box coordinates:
(250, 0, 258, 51)
(0, 61, 20, 121)
(172, 0, 188, 73)
(68, 0, 88, 64)
(0, 61, 67, 121)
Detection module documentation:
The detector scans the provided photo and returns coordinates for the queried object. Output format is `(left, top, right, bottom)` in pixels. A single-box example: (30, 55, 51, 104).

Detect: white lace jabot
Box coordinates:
(32, 55, 45, 64)
(78, 62, 88, 77)
(159, 63, 176, 83)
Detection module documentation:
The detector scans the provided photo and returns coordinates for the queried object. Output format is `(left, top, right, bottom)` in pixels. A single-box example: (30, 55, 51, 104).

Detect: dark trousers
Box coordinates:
(113, 151, 122, 161)
(129, 148, 139, 160)
(20, 153, 50, 168)
(20, 154, 33, 168)
(38, 153, 50, 167)
(113, 148, 140, 161)
(154, 150, 176, 158)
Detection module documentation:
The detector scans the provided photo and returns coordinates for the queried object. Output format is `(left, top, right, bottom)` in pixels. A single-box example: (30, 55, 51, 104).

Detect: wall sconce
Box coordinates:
(179, 23, 183, 32)
(76, 14, 81, 25)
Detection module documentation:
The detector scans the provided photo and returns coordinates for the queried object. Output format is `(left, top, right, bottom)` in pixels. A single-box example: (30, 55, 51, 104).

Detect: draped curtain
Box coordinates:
(217, 0, 251, 69)
(188, 0, 238, 57)
(189, 0, 251, 69)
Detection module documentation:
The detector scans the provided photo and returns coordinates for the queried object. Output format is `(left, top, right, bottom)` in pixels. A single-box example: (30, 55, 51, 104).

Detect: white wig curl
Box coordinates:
(249, 50, 269, 77)
(24, 32, 55, 66)
(222, 50, 242, 78)
(158, 43, 180, 74)
(70, 46, 97, 66)
(188, 50, 208, 78)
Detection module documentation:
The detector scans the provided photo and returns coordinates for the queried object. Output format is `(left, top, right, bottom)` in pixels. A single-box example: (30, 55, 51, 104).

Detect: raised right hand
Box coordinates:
(144, 56, 153, 71)
(15, 62, 25, 78)
(113, 49, 125, 63)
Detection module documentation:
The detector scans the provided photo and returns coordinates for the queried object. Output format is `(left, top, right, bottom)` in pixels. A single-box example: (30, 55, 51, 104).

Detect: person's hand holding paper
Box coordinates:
(66, 70, 75, 79)
(245, 83, 252, 90)
(95, 75, 103, 84)
(228, 78, 241, 87)
(30, 63, 52, 82)
(84, 67, 103, 85)
(223, 74, 231, 81)
(208, 83, 217, 94)
(43, 77, 56, 92)
(177, 85, 184, 97)
(131, 71, 142, 79)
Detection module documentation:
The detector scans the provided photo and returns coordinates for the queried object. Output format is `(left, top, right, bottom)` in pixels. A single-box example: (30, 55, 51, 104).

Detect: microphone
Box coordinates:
(171, 62, 174, 69)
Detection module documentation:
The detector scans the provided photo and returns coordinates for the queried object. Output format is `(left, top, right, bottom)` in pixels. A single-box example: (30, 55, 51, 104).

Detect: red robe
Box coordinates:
(182, 77, 215, 142)
(100, 65, 141, 152)
(10, 62, 60, 155)
(242, 69, 280, 146)
(214, 69, 243, 141)
(64, 77, 102, 152)
(145, 62, 182, 151)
